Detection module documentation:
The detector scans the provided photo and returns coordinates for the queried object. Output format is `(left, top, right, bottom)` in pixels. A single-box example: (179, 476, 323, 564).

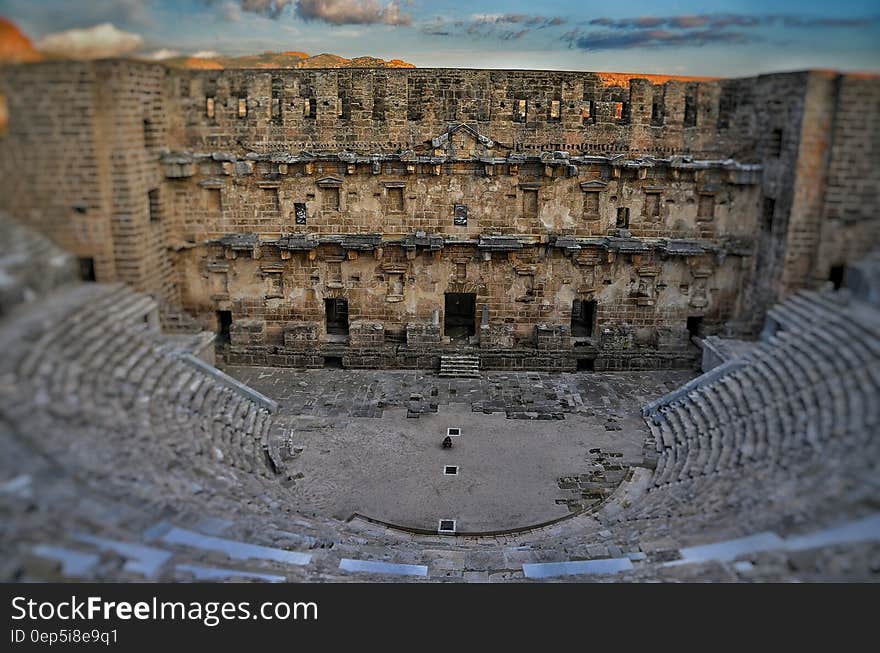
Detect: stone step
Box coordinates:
(439, 354, 481, 378)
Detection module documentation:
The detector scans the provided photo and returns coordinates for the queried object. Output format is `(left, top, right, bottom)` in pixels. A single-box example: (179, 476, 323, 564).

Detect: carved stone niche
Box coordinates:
(206, 260, 229, 299)
(386, 273, 404, 302)
(513, 264, 537, 303)
(689, 278, 709, 309)
(580, 180, 607, 225)
(324, 258, 344, 289)
(575, 250, 602, 267)
(631, 266, 660, 306)
(577, 266, 597, 293)
(261, 263, 285, 299)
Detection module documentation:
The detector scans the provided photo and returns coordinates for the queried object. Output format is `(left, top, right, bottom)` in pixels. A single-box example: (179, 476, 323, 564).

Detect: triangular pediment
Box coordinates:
(431, 123, 496, 157)
(315, 175, 343, 187)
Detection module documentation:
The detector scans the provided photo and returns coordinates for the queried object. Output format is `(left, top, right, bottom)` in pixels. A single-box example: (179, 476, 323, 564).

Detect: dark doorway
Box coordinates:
(829, 264, 845, 290)
(444, 293, 476, 341)
(577, 358, 595, 371)
(325, 298, 349, 336)
(571, 299, 596, 338)
(686, 316, 703, 340)
(323, 356, 343, 369)
(217, 310, 232, 344)
(78, 257, 96, 282)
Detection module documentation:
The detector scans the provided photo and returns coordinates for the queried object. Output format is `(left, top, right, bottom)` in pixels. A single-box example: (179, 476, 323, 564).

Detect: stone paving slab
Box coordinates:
(73, 534, 172, 579)
(157, 526, 313, 566)
(523, 558, 635, 578)
(175, 564, 286, 582)
(31, 545, 100, 577)
(339, 558, 428, 577)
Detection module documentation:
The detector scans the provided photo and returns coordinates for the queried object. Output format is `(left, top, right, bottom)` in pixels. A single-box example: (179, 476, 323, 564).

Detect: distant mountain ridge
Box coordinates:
(160, 51, 416, 70)
(0, 17, 42, 63)
(0, 17, 414, 69)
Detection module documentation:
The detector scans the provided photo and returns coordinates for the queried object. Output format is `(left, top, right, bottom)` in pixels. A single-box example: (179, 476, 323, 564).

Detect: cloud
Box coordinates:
(238, 0, 294, 19)
(294, 0, 411, 26)
(36, 23, 144, 59)
(145, 48, 182, 60)
(221, 1, 244, 22)
(584, 13, 875, 32)
(567, 13, 878, 51)
(192, 50, 221, 58)
(220, 0, 411, 25)
(422, 13, 566, 40)
(569, 28, 753, 51)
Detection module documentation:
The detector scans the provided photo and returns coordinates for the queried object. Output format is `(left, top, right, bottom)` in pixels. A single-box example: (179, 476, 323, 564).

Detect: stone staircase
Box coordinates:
(439, 353, 481, 378)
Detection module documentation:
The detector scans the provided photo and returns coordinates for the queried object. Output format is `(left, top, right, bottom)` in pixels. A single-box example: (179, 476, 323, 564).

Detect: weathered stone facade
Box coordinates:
(1, 63, 877, 370)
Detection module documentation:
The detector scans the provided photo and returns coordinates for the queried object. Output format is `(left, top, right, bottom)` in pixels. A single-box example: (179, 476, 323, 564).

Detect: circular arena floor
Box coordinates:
(225, 368, 694, 533)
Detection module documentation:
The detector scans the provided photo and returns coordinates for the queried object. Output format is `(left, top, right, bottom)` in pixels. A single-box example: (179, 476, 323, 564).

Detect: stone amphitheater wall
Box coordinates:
(0, 62, 877, 369)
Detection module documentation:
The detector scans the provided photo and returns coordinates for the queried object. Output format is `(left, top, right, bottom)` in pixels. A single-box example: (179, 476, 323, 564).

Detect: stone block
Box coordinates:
(283, 322, 320, 349)
(349, 321, 384, 348)
(480, 323, 514, 349)
(406, 323, 441, 347)
(230, 319, 265, 346)
(535, 324, 571, 351)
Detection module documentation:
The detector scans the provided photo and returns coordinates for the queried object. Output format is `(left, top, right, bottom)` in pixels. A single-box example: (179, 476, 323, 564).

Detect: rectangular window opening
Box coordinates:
(523, 189, 539, 218)
(205, 96, 215, 119)
(651, 101, 662, 125)
(237, 96, 248, 118)
(372, 94, 386, 121)
(453, 204, 468, 226)
(217, 310, 232, 345)
(582, 98, 594, 125)
(684, 94, 697, 127)
(616, 207, 630, 229)
(78, 257, 96, 282)
(387, 186, 404, 212)
(148, 188, 161, 222)
(762, 197, 776, 230)
(829, 265, 846, 290)
(571, 299, 596, 338)
(294, 202, 307, 225)
(303, 97, 316, 119)
(325, 298, 349, 336)
(687, 316, 703, 340)
(514, 98, 527, 123)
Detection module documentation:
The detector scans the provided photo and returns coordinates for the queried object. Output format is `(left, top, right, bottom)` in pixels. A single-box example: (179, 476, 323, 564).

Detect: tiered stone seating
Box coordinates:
(0, 281, 278, 487)
(644, 288, 878, 494)
(1, 233, 877, 581)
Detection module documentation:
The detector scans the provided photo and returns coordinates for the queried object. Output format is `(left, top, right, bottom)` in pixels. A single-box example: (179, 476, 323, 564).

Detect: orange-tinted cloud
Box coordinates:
(36, 23, 144, 59)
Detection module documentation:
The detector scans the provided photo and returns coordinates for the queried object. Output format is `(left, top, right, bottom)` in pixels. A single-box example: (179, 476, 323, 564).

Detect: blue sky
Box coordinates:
(2, 0, 879, 75)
